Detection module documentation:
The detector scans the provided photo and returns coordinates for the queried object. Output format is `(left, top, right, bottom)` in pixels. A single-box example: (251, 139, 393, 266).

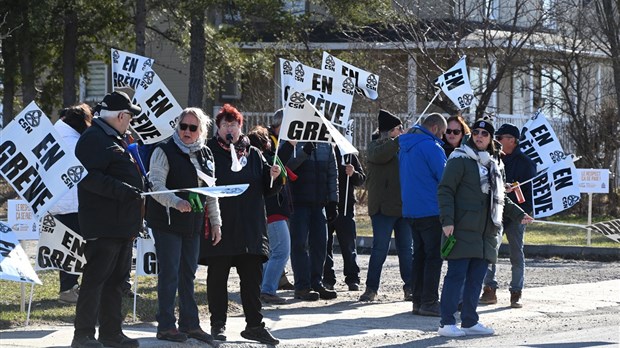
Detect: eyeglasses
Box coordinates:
(472, 129, 490, 137)
(495, 135, 515, 141)
(446, 129, 462, 135)
(180, 123, 199, 132)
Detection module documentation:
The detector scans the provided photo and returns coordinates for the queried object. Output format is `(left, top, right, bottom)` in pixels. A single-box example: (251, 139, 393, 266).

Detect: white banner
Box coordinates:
(281, 91, 358, 155)
(142, 183, 249, 198)
(530, 158, 581, 218)
(111, 48, 154, 90)
(0, 102, 87, 218)
(588, 219, 620, 243)
(7, 200, 39, 240)
(321, 52, 380, 100)
(35, 214, 86, 274)
(130, 68, 181, 144)
(280, 58, 354, 128)
(136, 232, 158, 277)
(576, 169, 610, 194)
(519, 110, 567, 172)
(0, 222, 42, 284)
(434, 56, 476, 110)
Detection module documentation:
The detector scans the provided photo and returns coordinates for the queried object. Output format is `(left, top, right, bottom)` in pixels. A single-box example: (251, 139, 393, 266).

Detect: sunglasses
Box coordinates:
(495, 135, 515, 141)
(180, 123, 199, 132)
(472, 129, 490, 137)
(446, 129, 462, 135)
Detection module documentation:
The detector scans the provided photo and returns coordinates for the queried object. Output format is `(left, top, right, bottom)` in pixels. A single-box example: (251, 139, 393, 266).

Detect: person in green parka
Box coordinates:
(436, 119, 533, 338)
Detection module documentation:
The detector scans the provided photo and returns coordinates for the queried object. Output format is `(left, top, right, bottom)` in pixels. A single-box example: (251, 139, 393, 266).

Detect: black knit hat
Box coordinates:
(471, 119, 495, 136)
(99, 91, 141, 115)
(378, 109, 402, 132)
(496, 123, 520, 138)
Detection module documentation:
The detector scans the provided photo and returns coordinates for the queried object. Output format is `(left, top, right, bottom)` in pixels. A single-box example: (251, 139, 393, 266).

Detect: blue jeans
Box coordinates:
(323, 212, 361, 286)
(289, 205, 328, 290)
(152, 229, 201, 332)
(440, 258, 489, 327)
(365, 213, 413, 292)
(484, 220, 526, 291)
(261, 220, 291, 295)
(408, 216, 443, 305)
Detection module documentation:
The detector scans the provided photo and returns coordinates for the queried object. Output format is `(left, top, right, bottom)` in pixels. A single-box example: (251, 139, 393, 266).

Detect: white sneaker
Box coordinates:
(437, 324, 466, 337)
(58, 284, 79, 304)
(461, 322, 495, 335)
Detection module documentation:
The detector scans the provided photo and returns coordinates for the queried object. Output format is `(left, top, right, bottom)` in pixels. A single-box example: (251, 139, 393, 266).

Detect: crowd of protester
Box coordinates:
(61, 91, 534, 348)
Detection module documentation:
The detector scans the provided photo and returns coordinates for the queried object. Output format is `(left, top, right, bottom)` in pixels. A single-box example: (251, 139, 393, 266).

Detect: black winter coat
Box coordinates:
(199, 136, 282, 263)
(75, 118, 144, 240)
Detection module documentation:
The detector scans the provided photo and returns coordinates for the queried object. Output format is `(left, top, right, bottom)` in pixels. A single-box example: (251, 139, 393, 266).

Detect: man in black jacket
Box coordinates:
(480, 123, 536, 308)
(71, 91, 144, 348)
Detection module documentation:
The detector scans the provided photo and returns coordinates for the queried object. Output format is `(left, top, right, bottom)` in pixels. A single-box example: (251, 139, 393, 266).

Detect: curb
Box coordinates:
(339, 236, 620, 261)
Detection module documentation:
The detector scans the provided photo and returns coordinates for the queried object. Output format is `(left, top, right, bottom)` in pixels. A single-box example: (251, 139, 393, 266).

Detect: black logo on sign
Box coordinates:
(283, 61, 293, 75)
(294, 64, 305, 81)
(142, 71, 155, 87)
(289, 92, 306, 104)
(325, 55, 335, 71)
(25, 110, 42, 127)
(0, 222, 10, 233)
(343, 77, 355, 95)
(112, 50, 120, 64)
(458, 94, 474, 108)
(143, 59, 153, 71)
(67, 166, 85, 183)
(366, 74, 378, 90)
(550, 151, 566, 163)
(562, 195, 580, 209)
(42, 214, 56, 228)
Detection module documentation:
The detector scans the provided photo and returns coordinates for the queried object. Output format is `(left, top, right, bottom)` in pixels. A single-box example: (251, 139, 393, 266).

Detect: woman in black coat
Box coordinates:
(199, 104, 282, 345)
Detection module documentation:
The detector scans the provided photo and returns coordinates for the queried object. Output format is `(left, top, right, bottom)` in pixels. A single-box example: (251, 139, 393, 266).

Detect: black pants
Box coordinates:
(207, 254, 264, 328)
(74, 237, 132, 338)
(55, 213, 81, 292)
(408, 216, 443, 305)
(323, 213, 361, 286)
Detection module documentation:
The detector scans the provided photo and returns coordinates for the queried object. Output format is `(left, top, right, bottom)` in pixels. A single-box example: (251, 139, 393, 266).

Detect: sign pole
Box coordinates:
(587, 193, 593, 246)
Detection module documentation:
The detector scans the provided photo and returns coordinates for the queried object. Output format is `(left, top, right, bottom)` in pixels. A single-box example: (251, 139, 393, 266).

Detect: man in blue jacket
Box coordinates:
(399, 113, 447, 317)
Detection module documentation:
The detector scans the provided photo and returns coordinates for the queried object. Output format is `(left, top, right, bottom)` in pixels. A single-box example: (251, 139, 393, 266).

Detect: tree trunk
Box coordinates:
(19, 0, 36, 105)
(135, 0, 146, 55)
(1, 33, 17, 125)
(62, 6, 78, 107)
(187, 12, 206, 108)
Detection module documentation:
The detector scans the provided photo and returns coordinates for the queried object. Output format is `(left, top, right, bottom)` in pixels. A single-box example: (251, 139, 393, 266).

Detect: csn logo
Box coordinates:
(61, 166, 85, 189)
(287, 92, 306, 109)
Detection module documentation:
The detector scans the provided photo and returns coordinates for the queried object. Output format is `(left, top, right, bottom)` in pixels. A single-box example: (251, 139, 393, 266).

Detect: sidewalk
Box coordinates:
(1, 279, 619, 347)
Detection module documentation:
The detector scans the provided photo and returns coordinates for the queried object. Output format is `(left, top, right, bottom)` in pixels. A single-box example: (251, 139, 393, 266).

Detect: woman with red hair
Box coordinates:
(199, 104, 282, 345)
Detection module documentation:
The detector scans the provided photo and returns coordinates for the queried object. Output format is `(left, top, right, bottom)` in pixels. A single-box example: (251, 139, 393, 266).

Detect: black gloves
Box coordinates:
(302, 142, 316, 155)
(326, 201, 339, 223)
(123, 183, 144, 200)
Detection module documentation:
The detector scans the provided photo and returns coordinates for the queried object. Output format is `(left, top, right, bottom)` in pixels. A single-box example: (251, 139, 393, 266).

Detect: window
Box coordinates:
(80, 61, 108, 103)
(220, 71, 242, 100)
(542, 0, 557, 29)
(284, 0, 306, 15)
(485, 0, 500, 20)
(541, 67, 563, 118)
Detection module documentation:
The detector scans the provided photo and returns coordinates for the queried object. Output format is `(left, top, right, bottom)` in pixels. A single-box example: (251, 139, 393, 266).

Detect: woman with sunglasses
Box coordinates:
(146, 107, 222, 343)
(442, 115, 471, 157)
(200, 104, 282, 345)
(436, 119, 533, 337)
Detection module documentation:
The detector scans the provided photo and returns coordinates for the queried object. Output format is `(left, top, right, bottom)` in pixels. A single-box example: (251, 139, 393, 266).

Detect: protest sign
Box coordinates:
(321, 52, 380, 100)
(111, 49, 154, 90)
(136, 231, 157, 277)
(142, 183, 250, 198)
(587, 219, 620, 243)
(35, 214, 86, 274)
(519, 111, 566, 172)
(7, 200, 39, 240)
(576, 169, 610, 194)
(280, 58, 354, 128)
(280, 91, 358, 155)
(130, 68, 182, 144)
(530, 157, 581, 218)
(0, 222, 42, 284)
(434, 57, 476, 110)
(0, 102, 87, 218)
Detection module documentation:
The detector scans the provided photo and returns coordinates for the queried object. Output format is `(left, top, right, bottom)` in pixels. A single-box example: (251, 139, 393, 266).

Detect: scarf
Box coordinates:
(173, 131, 205, 154)
(450, 144, 505, 228)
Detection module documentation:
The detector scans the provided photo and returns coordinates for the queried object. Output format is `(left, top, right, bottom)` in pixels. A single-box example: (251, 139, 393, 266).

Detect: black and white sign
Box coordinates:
(0, 222, 41, 284)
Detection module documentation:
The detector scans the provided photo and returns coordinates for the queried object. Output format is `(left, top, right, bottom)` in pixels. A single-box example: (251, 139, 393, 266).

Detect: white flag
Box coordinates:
(435, 56, 476, 110)
(111, 48, 154, 90)
(0, 102, 87, 218)
(321, 52, 380, 100)
(520, 110, 567, 172)
(530, 157, 581, 218)
(0, 222, 42, 284)
(36, 214, 86, 274)
(136, 230, 158, 277)
(280, 91, 358, 156)
(588, 219, 620, 243)
(131, 68, 182, 144)
(280, 58, 355, 128)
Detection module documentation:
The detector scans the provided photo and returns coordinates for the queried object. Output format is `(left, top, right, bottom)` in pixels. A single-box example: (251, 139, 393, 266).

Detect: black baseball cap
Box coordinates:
(99, 91, 141, 115)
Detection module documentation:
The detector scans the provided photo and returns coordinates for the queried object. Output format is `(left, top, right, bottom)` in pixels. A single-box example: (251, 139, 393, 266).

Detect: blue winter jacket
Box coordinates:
(399, 125, 447, 218)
